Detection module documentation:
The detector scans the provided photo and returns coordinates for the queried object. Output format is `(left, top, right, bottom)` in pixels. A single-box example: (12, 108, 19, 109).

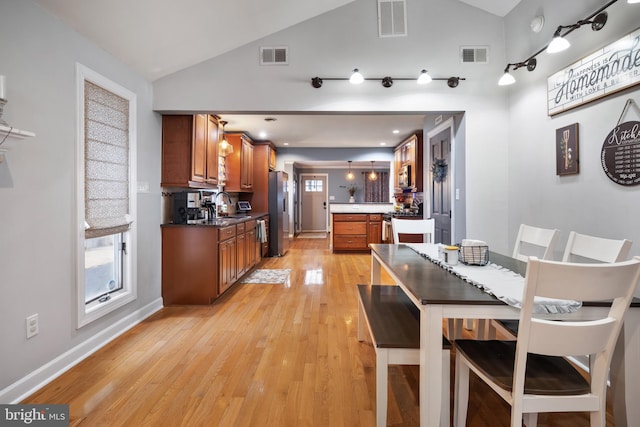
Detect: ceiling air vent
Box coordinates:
(378, 0, 407, 37)
(460, 46, 489, 64)
(260, 47, 288, 65)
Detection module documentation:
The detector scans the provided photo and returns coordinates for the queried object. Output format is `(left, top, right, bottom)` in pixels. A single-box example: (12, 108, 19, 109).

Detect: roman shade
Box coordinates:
(84, 81, 132, 238)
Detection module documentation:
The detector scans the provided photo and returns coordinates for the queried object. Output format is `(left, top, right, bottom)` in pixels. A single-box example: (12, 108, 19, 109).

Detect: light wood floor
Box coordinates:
(24, 236, 614, 426)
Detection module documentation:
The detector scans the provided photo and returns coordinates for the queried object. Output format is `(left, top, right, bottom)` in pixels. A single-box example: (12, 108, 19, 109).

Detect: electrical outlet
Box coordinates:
(26, 314, 39, 339)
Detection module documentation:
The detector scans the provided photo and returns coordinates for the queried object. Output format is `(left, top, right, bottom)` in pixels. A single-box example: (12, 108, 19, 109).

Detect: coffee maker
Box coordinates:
(173, 192, 205, 224)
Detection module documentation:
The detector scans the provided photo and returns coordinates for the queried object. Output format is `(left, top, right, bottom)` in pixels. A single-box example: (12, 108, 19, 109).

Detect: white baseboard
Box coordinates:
(0, 297, 163, 404)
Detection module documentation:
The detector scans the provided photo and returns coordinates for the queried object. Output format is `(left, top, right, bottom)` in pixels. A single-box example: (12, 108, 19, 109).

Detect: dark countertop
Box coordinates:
(161, 212, 268, 228)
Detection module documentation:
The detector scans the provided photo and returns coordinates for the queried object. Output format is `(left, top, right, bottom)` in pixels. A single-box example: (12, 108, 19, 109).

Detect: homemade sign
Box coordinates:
(548, 27, 640, 116)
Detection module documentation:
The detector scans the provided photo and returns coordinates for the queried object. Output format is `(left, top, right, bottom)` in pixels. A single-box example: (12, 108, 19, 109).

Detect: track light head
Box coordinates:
(311, 77, 323, 88)
(526, 58, 537, 72)
(381, 76, 393, 88)
(589, 11, 608, 31)
(447, 77, 460, 88)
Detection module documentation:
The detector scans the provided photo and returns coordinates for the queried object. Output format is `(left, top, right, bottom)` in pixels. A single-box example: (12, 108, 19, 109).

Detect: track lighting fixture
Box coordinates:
(417, 69, 432, 85)
(498, 58, 537, 86)
(346, 160, 355, 180)
(349, 69, 364, 84)
(499, 0, 627, 86)
(311, 69, 465, 88)
(546, 11, 608, 54)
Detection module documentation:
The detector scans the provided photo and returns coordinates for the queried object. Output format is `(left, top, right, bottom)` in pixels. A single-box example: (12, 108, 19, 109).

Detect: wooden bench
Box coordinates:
(357, 284, 451, 427)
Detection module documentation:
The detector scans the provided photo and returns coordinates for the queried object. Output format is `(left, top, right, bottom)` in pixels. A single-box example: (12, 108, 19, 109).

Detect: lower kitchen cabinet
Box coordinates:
(332, 213, 383, 252)
(218, 225, 237, 296)
(162, 226, 219, 305)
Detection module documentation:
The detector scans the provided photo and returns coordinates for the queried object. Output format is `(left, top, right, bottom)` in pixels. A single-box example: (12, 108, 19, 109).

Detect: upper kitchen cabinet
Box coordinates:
(224, 132, 254, 193)
(162, 115, 219, 188)
(393, 132, 423, 193)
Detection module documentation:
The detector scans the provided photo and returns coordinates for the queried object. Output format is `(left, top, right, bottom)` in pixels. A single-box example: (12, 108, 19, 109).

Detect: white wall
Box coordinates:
(0, 1, 162, 400)
(503, 0, 640, 260)
(153, 0, 513, 252)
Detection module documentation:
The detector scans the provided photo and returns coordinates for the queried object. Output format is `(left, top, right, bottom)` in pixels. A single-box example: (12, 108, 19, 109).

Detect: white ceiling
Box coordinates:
(33, 0, 520, 150)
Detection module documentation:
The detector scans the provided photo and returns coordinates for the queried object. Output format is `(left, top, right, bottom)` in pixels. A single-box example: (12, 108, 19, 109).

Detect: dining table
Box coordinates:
(369, 243, 640, 427)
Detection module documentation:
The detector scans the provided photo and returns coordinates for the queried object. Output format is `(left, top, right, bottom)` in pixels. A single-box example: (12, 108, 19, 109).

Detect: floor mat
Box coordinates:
(240, 269, 291, 284)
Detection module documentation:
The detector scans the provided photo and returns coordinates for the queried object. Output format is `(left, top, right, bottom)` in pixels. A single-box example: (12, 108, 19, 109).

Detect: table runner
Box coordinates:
(404, 243, 582, 314)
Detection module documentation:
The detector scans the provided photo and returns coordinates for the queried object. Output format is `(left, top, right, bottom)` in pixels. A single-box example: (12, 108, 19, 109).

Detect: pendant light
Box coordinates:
(417, 69, 433, 85)
(346, 160, 355, 180)
(368, 161, 378, 181)
(219, 120, 233, 157)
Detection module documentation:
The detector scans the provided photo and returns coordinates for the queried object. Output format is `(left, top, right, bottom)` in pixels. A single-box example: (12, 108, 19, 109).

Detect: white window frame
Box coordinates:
(75, 63, 137, 328)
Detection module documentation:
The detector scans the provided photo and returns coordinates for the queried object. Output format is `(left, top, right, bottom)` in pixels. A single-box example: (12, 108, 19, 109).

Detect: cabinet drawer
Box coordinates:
(333, 235, 367, 249)
(245, 219, 256, 230)
(369, 214, 382, 221)
(334, 222, 367, 235)
(333, 214, 367, 222)
(236, 222, 246, 234)
(218, 225, 236, 241)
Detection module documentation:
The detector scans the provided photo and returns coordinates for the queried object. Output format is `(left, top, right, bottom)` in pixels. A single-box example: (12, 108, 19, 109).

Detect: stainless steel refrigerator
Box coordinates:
(269, 171, 290, 256)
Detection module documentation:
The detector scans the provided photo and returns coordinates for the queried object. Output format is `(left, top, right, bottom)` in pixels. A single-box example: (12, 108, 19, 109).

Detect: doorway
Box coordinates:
(299, 174, 328, 232)
(428, 119, 454, 244)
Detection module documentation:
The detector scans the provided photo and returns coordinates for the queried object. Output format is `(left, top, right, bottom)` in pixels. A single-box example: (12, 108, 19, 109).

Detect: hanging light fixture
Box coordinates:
(218, 120, 233, 157)
(368, 161, 378, 181)
(346, 160, 355, 180)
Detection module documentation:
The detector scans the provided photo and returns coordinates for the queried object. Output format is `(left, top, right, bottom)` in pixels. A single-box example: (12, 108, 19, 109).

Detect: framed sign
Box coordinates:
(556, 123, 579, 176)
(548, 27, 640, 116)
(601, 120, 640, 186)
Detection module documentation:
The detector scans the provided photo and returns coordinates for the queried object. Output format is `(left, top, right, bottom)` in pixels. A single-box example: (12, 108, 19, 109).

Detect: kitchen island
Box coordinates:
(161, 213, 268, 305)
(330, 203, 393, 252)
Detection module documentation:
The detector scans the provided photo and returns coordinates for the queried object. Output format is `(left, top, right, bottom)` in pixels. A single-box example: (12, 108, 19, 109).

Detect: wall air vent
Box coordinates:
(378, 0, 407, 37)
(460, 46, 489, 64)
(260, 47, 288, 65)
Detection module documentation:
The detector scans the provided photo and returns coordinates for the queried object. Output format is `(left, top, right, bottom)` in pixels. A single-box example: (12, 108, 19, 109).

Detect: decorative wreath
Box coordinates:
(431, 158, 448, 183)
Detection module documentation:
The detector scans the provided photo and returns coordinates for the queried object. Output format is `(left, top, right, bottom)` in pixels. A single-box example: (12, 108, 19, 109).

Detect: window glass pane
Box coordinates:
(85, 234, 123, 304)
(304, 179, 323, 192)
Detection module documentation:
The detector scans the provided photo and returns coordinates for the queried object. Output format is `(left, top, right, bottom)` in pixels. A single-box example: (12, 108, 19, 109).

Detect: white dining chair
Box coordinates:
(454, 256, 640, 427)
(490, 231, 633, 340)
(391, 218, 435, 244)
(481, 224, 560, 339)
(512, 223, 560, 262)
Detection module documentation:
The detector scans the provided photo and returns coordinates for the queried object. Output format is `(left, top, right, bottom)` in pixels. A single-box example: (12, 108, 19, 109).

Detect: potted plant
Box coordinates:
(347, 185, 357, 203)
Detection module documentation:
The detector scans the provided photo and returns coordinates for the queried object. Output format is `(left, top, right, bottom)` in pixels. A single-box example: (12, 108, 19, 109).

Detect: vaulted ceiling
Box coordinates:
(32, 0, 521, 150)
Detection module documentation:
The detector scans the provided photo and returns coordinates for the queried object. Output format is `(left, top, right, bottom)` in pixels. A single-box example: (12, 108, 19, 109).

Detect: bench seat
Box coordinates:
(357, 284, 451, 427)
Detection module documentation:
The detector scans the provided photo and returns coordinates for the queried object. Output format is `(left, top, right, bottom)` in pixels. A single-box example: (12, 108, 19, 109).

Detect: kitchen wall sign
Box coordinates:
(547, 27, 640, 116)
(556, 123, 579, 176)
(601, 115, 640, 186)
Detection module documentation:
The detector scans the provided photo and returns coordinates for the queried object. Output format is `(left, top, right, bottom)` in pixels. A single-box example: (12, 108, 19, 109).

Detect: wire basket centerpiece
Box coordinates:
(458, 240, 489, 266)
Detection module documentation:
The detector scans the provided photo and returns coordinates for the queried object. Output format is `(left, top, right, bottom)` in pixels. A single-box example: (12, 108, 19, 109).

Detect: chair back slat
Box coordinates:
(391, 218, 435, 244)
(528, 319, 616, 357)
(562, 231, 632, 263)
(512, 224, 560, 262)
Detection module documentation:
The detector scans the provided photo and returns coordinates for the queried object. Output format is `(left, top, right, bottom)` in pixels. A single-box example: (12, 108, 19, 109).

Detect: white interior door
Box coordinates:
(300, 174, 328, 232)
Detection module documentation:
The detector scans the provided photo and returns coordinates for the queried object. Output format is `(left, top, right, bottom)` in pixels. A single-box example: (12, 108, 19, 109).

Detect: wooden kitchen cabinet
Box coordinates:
(161, 114, 219, 188)
(393, 132, 423, 193)
(332, 213, 383, 252)
(367, 214, 382, 245)
(162, 226, 219, 305)
(218, 225, 237, 295)
(224, 132, 254, 192)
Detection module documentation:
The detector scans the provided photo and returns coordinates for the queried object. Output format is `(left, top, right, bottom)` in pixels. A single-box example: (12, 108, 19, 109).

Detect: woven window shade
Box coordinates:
(84, 81, 132, 239)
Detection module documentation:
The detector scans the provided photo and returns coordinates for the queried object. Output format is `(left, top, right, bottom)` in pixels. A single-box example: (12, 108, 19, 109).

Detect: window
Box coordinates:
(304, 179, 323, 192)
(76, 64, 137, 327)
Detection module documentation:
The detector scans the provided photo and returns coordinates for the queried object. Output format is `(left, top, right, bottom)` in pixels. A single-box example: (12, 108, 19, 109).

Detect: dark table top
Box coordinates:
(369, 244, 640, 307)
